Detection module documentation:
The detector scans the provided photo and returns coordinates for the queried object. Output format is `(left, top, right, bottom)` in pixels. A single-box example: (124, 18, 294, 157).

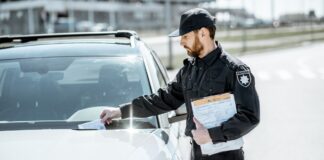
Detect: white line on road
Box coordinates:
(256, 71, 271, 81)
(298, 68, 317, 79)
(318, 68, 324, 73)
(275, 70, 293, 80)
(296, 58, 308, 69)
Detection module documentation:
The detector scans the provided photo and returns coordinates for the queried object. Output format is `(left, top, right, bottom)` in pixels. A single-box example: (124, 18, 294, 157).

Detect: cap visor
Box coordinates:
(168, 29, 180, 37)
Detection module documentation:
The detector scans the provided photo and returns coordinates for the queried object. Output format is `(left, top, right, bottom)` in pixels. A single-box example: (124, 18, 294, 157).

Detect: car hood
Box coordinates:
(0, 129, 171, 160)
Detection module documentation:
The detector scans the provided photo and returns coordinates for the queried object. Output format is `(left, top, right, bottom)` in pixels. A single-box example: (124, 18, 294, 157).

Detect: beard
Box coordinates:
(184, 35, 203, 57)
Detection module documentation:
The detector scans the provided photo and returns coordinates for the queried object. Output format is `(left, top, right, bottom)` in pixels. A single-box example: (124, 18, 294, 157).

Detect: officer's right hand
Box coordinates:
(100, 107, 121, 125)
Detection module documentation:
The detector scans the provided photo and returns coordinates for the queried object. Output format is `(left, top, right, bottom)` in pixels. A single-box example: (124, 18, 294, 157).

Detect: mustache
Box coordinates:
(184, 46, 190, 50)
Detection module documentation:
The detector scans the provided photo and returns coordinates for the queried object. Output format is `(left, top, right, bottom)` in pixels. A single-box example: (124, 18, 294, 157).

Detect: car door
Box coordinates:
(150, 51, 191, 160)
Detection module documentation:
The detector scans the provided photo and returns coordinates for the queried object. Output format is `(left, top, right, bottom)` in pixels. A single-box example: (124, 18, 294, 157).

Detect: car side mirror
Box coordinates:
(168, 104, 187, 124)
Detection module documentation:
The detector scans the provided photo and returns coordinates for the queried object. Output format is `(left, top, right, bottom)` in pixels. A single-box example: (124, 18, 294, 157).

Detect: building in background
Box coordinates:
(0, 0, 216, 35)
(1, 0, 262, 35)
(2, 0, 321, 35)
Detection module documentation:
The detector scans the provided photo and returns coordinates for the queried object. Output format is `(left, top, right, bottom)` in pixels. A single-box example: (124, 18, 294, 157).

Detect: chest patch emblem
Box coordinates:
(236, 70, 251, 87)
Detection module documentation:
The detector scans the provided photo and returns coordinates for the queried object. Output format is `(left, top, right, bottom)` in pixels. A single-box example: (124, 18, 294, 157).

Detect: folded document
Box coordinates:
(78, 119, 106, 130)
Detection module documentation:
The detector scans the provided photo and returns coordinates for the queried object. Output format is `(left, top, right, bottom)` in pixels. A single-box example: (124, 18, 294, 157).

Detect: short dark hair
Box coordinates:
(194, 26, 216, 39)
(206, 26, 216, 39)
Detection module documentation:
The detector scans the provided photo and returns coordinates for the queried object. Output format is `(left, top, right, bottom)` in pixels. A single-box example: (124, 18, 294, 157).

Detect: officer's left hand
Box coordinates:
(191, 117, 212, 145)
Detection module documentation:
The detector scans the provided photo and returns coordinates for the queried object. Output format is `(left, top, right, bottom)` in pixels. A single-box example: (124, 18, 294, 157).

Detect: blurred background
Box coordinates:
(1, 0, 324, 160)
(1, 0, 324, 68)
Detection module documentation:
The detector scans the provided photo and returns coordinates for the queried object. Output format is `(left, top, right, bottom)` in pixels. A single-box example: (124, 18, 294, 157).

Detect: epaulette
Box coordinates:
(219, 51, 247, 71)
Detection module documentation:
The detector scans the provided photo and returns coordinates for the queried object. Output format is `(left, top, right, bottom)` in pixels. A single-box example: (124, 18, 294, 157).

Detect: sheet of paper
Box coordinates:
(192, 93, 236, 129)
(78, 119, 106, 130)
(200, 138, 243, 155)
(191, 93, 243, 155)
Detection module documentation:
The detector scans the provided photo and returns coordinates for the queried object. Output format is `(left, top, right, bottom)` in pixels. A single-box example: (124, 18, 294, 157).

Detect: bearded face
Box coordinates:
(183, 33, 203, 57)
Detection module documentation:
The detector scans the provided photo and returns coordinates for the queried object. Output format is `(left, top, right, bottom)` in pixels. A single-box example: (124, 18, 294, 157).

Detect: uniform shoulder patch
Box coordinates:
(236, 65, 252, 88)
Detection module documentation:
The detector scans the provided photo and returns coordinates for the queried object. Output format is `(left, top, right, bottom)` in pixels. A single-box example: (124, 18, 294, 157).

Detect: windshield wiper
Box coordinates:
(0, 121, 85, 131)
(0, 119, 156, 131)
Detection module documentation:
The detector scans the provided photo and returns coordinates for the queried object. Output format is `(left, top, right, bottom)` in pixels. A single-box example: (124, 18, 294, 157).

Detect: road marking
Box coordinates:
(298, 69, 317, 79)
(276, 70, 293, 80)
(318, 68, 324, 80)
(296, 58, 308, 68)
(256, 71, 270, 81)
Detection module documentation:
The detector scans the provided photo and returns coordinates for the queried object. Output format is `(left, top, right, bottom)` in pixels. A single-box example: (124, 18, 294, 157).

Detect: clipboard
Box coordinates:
(191, 93, 243, 155)
(191, 93, 237, 128)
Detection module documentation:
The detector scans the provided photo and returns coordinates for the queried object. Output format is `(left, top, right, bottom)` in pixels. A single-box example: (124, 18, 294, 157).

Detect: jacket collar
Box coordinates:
(194, 41, 222, 67)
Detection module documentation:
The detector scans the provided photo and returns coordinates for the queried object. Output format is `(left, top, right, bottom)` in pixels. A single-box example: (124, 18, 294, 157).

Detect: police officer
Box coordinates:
(100, 8, 260, 160)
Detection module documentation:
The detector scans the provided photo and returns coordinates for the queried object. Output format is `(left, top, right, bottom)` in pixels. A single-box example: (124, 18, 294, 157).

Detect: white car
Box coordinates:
(0, 31, 191, 160)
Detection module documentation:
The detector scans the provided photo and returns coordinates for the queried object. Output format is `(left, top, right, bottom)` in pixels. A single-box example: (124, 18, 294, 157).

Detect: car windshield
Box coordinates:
(0, 56, 157, 129)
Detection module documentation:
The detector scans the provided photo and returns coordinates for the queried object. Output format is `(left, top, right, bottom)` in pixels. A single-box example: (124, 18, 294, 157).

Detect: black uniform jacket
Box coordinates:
(120, 41, 260, 144)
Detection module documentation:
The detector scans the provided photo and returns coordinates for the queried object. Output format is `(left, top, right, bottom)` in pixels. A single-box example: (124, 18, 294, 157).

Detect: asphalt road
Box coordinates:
(167, 42, 324, 160)
(142, 29, 324, 57)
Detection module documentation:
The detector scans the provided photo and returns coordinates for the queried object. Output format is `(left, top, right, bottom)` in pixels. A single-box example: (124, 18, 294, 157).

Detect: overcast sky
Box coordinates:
(214, 0, 324, 20)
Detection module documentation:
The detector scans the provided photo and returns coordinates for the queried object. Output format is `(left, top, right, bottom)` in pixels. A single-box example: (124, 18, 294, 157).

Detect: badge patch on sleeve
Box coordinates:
(236, 70, 251, 87)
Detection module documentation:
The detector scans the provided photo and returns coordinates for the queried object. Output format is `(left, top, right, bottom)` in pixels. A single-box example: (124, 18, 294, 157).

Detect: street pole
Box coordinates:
(88, 0, 95, 26)
(48, 12, 55, 33)
(28, 8, 35, 34)
(109, 11, 116, 30)
(303, 0, 306, 31)
(241, 0, 247, 54)
(226, 0, 231, 37)
(309, 10, 316, 42)
(68, 0, 75, 32)
(271, 0, 275, 25)
(165, 0, 173, 69)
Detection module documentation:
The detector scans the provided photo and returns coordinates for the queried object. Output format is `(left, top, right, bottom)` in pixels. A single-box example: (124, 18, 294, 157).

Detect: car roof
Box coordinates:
(0, 31, 142, 59)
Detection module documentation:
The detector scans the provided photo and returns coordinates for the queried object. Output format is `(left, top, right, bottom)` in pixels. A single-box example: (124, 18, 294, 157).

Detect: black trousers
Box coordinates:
(191, 141, 244, 160)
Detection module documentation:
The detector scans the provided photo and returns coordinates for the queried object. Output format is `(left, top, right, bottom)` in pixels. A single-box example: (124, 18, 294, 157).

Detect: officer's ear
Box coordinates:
(200, 27, 209, 39)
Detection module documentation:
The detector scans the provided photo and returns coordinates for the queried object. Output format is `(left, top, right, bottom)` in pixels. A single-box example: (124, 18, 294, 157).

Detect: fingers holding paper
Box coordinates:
(191, 117, 212, 145)
(100, 107, 122, 125)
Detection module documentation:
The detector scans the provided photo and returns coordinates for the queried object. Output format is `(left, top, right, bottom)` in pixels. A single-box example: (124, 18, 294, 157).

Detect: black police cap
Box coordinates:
(169, 8, 216, 37)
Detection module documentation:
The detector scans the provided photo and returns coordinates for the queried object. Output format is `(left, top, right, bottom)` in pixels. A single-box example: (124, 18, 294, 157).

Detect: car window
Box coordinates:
(0, 56, 154, 126)
(152, 60, 167, 88)
(149, 51, 169, 88)
(151, 50, 170, 83)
